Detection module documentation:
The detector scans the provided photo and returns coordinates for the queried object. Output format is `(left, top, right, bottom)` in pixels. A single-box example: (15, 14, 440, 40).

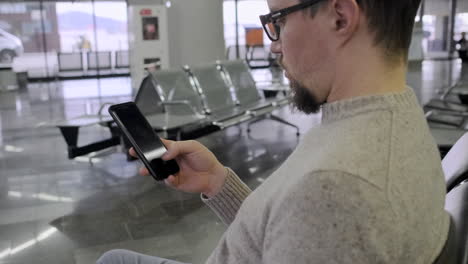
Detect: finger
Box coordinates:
(129, 147, 138, 158)
(139, 167, 149, 176)
(162, 140, 201, 160)
(160, 139, 174, 160)
(164, 175, 179, 188)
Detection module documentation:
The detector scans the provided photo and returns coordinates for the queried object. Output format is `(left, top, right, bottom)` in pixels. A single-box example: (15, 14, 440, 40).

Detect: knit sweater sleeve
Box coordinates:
(201, 168, 252, 225)
(263, 170, 398, 264)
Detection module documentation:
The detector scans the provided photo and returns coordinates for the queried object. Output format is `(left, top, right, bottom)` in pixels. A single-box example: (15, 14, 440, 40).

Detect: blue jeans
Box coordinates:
(97, 249, 191, 264)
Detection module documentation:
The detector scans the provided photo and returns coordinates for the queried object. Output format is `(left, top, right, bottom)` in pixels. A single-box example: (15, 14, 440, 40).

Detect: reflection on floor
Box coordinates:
(0, 60, 466, 264)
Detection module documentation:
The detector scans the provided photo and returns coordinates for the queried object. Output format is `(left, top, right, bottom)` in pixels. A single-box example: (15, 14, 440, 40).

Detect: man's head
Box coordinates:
(262, 0, 421, 114)
(462, 32, 467, 39)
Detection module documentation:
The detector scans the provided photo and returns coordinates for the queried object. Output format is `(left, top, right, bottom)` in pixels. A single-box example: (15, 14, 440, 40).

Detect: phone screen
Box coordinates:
(109, 102, 179, 181)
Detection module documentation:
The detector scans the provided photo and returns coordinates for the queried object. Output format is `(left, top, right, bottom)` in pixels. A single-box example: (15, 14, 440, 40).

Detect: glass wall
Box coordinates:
(422, 0, 467, 59)
(0, 2, 59, 55)
(56, 1, 128, 53)
(0, 1, 129, 78)
(455, 13, 468, 42)
(222, 0, 466, 60)
(223, 0, 271, 60)
(56, 2, 94, 53)
(0, 2, 57, 78)
(223, 0, 269, 47)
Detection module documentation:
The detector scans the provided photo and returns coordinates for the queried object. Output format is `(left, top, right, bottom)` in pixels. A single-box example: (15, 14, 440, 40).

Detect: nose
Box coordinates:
(270, 40, 281, 55)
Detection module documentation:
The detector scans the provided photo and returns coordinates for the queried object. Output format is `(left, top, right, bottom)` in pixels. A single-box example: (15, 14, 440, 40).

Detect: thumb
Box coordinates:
(161, 140, 201, 160)
(161, 138, 176, 160)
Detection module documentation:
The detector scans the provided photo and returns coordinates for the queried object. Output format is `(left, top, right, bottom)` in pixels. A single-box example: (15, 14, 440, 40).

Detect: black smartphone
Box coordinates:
(108, 102, 179, 181)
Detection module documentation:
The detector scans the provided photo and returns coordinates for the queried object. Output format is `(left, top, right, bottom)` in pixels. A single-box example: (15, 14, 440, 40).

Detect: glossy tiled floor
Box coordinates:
(0, 60, 466, 264)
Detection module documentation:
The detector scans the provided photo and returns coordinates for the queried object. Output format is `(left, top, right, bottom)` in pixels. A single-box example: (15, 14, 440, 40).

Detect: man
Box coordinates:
(457, 32, 467, 63)
(79, 35, 92, 51)
(98, 0, 449, 263)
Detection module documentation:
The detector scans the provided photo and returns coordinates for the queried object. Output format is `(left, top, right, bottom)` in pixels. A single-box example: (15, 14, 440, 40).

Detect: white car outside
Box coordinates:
(0, 28, 23, 63)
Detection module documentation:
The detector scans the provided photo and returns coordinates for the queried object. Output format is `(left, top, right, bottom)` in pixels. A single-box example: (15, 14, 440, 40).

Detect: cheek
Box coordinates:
(280, 38, 309, 76)
(283, 39, 328, 82)
(282, 26, 330, 73)
(302, 31, 331, 65)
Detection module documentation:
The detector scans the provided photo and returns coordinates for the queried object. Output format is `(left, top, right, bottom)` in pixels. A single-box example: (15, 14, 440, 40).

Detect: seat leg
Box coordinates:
(59, 126, 79, 147)
(269, 114, 300, 136)
(247, 114, 300, 136)
(247, 117, 265, 133)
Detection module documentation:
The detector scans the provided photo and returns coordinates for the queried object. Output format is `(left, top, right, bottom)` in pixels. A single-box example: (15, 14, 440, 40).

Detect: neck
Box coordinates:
(327, 46, 407, 103)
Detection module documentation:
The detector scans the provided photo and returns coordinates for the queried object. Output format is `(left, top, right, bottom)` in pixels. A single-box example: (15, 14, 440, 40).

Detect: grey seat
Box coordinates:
(150, 68, 208, 115)
(226, 45, 248, 61)
(425, 81, 468, 128)
(219, 60, 289, 110)
(430, 126, 467, 157)
(219, 60, 299, 135)
(188, 64, 238, 113)
(424, 81, 468, 154)
(186, 64, 254, 128)
(427, 111, 466, 128)
(246, 45, 273, 69)
(425, 103, 468, 130)
(135, 73, 206, 139)
(51, 103, 120, 159)
(425, 99, 468, 113)
(147, 67, 248, 134)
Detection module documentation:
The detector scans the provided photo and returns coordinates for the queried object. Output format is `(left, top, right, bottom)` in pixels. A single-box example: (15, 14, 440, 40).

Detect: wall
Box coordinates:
(166, 0, 225, 67)
(128, 0, 225, 69)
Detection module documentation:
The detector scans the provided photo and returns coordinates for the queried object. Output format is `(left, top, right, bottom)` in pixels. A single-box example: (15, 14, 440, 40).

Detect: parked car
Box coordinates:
(0, 28, 23, 63)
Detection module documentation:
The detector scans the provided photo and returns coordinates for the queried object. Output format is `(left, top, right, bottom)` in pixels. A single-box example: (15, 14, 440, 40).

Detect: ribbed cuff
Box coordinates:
(201, 168, 252, 225)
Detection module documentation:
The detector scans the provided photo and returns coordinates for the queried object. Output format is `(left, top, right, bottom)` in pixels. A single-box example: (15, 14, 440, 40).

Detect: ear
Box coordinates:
(330, 0, 360, 43)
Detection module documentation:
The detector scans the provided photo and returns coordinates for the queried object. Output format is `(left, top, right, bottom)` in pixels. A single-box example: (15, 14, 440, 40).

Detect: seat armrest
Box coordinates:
(431, 110, 468, 117)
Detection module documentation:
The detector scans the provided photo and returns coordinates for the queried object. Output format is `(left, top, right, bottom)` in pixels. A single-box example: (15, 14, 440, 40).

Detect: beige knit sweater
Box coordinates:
(203, 88, 449, 264)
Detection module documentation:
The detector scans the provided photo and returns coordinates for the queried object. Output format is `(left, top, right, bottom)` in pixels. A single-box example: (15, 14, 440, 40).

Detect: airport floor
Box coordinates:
(0, 60, 466, 264)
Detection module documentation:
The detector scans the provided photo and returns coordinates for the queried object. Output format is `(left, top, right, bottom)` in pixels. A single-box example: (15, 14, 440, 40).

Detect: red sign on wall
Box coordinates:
(140, 9, 152, 16)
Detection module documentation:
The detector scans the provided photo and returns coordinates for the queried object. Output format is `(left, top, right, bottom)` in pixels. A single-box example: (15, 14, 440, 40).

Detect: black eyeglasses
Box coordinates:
(259, 0, 326, 41)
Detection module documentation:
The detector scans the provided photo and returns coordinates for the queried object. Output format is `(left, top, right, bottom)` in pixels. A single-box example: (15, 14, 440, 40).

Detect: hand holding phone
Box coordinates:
(109, 102, 179, 181)
(131, 138, 229, 198)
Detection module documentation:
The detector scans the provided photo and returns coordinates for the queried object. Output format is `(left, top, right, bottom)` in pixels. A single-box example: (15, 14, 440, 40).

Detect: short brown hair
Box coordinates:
(303, 0, 422, 60)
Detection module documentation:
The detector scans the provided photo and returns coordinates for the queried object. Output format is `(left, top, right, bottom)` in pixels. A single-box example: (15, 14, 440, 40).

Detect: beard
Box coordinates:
(288, 78, 322, 114)
(276, 56, 322, 114)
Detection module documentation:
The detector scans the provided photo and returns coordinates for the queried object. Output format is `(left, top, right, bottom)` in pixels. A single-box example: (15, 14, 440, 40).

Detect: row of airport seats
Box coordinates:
(135, 60, 297, 140)
(52, 60, 296, 159)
